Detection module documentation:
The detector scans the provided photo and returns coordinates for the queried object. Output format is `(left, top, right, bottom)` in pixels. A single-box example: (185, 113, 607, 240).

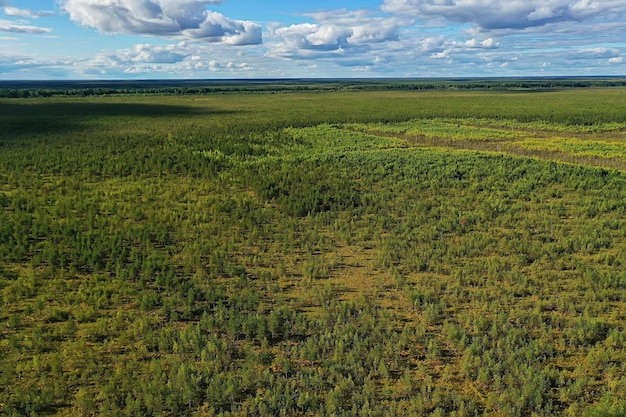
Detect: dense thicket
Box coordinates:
(1, 89, 626, 416)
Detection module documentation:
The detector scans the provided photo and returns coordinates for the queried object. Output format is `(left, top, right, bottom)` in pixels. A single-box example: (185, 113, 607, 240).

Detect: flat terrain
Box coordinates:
(1, 87, 626, 416)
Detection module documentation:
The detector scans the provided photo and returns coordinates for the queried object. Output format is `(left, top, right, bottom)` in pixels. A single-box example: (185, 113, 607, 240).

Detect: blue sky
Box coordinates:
(1, 0, 625, 79)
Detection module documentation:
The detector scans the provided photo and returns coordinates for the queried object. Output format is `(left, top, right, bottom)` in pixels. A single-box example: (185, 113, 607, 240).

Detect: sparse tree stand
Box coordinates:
(1, 83, 626, 416)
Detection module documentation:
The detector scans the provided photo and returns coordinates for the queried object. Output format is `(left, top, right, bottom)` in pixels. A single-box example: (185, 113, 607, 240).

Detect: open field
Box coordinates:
(1, 87, 626, 416)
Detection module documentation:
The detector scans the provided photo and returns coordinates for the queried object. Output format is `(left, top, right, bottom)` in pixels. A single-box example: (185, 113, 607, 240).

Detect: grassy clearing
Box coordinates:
(346, 113, 626, 170)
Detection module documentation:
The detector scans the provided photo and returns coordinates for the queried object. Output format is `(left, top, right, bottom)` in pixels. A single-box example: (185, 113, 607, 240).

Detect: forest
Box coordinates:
(1, 84, 626, 416)
(2, 76, 626, 98)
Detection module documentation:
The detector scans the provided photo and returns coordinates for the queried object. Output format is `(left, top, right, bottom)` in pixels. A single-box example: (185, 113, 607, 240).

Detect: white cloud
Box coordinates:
(3, 6, 55, 18)
(567, 47, 620, 60)
(61, 0, 261, 45)
(431, 50, 449, 59)
(121, 44, 188, 64)
(272, 23, 350, 51)
(0, 18, 51, 33)
(527, 6, 559, 21)
(266, 9, 406, 62)
(75, 41, 265, 78)
(464, 38, 498, 49)
(0, 53, 70, 78)
(305, 9, 406, 44)
(2, 1, 626, 79)
(91, 43, 190, 70)
(382, 0, 626, 30)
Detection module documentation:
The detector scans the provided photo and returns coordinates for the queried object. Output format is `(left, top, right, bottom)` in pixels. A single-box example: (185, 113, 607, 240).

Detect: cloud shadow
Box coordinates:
(0, 101, 236, 142)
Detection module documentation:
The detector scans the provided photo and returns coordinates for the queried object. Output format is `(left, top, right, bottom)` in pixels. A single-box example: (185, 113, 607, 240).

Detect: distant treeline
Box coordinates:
(2, 77, 626, 98)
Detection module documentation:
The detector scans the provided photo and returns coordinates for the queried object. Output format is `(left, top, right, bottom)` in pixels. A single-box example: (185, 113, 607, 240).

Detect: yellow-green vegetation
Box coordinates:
(1, 87, 626, 417)
(348, 112, 626, 171)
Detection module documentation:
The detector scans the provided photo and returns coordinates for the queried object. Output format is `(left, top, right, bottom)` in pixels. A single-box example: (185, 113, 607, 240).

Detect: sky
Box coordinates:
(1, 0, 625, 79)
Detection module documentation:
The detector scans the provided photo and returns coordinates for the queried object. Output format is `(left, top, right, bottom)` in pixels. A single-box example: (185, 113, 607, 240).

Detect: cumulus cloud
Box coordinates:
(0, 18, 51, 33)
(61, 0, 261, 44)
(82, 43, 189, 76)
(266, 9, 406, 60)
(464, 38, 498, 49)
(382, 0, 626, 30)
(271, 23, 350, 52)
(95, 43, 189, 67)
(307, 9, 406, 44)
(368, 4, 626, 77)
(122, 44, 187, 64)
(198, 59, 253, 72)
(2, 0, 624, 79)
(74, 41, 264, 78)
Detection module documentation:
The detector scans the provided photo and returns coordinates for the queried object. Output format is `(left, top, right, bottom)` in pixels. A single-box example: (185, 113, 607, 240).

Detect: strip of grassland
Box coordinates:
(344, 114, 626, 170)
